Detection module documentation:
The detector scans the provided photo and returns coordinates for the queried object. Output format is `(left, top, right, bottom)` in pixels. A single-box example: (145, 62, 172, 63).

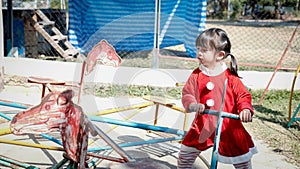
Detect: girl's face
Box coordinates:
(196, 46, 219, 69)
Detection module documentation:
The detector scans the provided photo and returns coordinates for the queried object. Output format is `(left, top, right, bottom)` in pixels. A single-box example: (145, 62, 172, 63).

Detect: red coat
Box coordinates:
(181, 65, 257, 164)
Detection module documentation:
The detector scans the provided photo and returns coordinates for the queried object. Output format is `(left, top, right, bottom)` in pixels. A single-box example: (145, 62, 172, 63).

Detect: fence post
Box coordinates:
(152, 0, 161, 69)
(6, 0, 13, 57)
(0, 0, 4, 92)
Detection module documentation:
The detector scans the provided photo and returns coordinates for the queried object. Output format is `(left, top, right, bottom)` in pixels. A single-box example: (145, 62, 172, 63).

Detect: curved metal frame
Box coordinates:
(288, 64, 300, 127)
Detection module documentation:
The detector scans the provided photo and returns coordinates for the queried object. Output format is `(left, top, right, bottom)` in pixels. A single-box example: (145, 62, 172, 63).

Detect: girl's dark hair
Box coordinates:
(196, 28, 239, 77)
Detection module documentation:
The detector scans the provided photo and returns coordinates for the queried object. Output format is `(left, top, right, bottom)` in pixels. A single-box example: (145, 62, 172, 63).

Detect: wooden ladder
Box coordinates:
(30, 9, 79, 61)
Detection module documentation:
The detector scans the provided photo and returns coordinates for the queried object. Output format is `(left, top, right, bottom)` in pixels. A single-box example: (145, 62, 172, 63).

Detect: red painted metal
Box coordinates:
(85, 39, 122, 75)
(78, 39, 122, 103)
(258, 22, 300, 105)
(9, 89, 135, 168)
(10, 89, 96, 168)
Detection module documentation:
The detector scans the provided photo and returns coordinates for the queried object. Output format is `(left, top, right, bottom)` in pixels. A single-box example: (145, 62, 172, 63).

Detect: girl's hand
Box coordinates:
(239, 109, 252, 122)
(189, 103, 205, 114)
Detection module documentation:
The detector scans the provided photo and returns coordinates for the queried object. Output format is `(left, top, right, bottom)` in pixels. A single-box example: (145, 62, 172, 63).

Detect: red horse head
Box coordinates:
(85, 39, 122, 75)
(10, 89, 96, 168)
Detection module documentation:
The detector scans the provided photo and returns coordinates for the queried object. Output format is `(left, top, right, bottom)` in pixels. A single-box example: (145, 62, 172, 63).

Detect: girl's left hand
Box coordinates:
(239, 109, 252, 122)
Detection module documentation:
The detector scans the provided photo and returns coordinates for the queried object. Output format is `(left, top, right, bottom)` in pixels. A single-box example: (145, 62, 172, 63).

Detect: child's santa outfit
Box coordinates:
(181, 63, 258, 164)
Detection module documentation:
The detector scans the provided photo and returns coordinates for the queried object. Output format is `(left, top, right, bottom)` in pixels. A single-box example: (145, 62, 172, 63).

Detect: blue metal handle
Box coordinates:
(202, 109, 240, 120)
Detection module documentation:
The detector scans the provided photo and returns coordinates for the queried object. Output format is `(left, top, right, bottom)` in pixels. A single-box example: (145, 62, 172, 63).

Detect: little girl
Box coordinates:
(177, 28, 257, 169)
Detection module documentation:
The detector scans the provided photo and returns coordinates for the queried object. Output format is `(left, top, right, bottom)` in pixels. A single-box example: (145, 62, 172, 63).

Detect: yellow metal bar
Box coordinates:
(153, 103, 159, 126)
(0, 139, 64, 151)
(0, 128, 11, 136)
(183, 113, 189, 131)
(143, 95, 187, 131)
(143, 95, 185, 113)
(167, 105, 185, 113)
(288, 64, 300, 121)
(94, 102, 153, 116)
(175, 82, 185, 87)
(104, 108, 143, 134)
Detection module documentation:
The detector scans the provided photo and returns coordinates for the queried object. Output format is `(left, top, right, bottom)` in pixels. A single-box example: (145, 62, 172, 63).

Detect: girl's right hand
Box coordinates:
(189, 103, 205, 114)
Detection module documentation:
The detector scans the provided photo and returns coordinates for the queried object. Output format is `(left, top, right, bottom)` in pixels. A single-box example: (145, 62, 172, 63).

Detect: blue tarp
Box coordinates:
(12, 17, 25, 57)
(68, 0, 206, 58)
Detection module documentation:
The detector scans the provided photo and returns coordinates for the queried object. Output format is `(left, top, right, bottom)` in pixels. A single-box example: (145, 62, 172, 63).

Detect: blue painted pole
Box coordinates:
(6, 0, 13, 57)
(209, 79, 228, 169)
(0, 112, 12, 121)
(210, 116, 224, 169)
(88, 136, 183, 152)
(0, 156, 38, 169)
(287, 103, 300, 127)
(52, 158, 69, 169)
(203, 109, 239, 120)
(0, 159, 11, 168)
(0, 101, 28, 109)
(88, 115, 186, 136)
(40, 133, 63, 145)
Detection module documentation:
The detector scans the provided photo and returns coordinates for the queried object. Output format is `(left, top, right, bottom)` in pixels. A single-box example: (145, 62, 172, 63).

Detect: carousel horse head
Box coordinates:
(10, 89, 96, 168)
(85, 39, 122, 75)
